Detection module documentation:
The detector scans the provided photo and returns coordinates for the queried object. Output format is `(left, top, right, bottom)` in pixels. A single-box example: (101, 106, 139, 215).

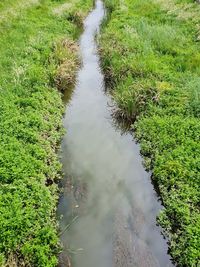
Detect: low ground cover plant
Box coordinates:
(100, 0, 200, 265)
(0, 0, 92, 266)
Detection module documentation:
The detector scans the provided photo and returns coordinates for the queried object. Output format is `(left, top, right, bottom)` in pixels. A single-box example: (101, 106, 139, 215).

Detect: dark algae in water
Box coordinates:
(58, 1, 173, 266)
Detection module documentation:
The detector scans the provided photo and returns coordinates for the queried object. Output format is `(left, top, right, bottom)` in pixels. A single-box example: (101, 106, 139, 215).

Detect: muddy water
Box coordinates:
(58, 1, 173, 267)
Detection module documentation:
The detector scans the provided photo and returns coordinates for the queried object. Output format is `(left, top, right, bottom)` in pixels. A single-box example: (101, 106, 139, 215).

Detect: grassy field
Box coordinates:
(0, 0, 92, 266)
(100, 0, 200, 266)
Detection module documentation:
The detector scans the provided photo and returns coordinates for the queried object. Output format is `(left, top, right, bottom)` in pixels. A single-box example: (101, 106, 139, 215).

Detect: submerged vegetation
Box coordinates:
(100, 0, 200, 266)
(0, 0, 92, 266)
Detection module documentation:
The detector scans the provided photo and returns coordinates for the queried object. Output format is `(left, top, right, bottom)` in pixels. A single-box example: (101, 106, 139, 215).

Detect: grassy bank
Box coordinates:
(0, 0, 92, 266)
(100, 0, 200, 266)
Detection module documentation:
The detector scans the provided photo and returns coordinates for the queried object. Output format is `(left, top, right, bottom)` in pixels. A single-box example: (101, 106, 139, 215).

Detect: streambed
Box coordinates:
(58, 1, 173, 266)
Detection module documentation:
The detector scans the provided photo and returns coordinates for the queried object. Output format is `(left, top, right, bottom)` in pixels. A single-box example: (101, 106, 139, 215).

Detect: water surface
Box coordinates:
(58, 1, 173, 266)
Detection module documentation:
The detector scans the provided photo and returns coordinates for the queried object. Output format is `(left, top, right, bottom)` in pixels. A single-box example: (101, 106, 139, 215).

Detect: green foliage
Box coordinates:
(100, 0, 200, 266)
(0, 0, 92, 266)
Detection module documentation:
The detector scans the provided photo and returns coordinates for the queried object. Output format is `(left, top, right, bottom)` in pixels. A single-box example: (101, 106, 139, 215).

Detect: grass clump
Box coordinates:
(0, 0, 92, 266)
(100, 0, 200, 266)
(54, 39, 80, 91)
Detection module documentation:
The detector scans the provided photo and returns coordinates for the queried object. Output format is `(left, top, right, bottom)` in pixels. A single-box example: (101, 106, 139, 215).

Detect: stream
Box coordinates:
(58, 1, 173, 266)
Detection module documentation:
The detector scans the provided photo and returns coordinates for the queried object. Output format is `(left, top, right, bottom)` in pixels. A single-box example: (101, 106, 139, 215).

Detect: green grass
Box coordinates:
(100, 0, 200, 266)
(0, 0, 92, 266)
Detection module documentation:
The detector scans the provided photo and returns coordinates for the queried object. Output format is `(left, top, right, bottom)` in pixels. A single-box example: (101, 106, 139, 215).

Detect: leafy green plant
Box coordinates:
(100, 0, 200, 266)
(0, 0, 92, 266)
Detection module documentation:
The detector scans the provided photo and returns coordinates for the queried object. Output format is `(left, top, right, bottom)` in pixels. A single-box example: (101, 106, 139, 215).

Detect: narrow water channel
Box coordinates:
(58, 1, 173, 266)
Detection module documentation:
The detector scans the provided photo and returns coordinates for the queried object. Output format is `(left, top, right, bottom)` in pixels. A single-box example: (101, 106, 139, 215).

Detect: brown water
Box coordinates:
(58, 1, 173, 266)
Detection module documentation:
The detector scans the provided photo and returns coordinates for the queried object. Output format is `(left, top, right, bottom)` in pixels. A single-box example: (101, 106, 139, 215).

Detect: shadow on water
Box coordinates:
(57, 1, 174, 266)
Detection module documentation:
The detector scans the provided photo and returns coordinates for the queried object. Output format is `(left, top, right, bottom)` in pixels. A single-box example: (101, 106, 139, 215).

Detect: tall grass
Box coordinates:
(0, 0, 92, 266)
(100, 0, 200, 266)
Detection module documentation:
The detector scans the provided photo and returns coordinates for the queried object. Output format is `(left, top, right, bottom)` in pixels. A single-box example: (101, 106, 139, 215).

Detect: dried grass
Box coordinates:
(0, 0, 39, 23)
(3, 253, 31, 267)
(52, 3, 73, 16)
(154, 0, 200, 41)
(154, 0, 200, 22)
(54, 39, 80, 91)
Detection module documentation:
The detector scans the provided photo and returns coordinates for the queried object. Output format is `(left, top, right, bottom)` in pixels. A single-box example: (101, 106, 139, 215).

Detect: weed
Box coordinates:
(100, 0, 200, 265)
(0, 0, 92, 266)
